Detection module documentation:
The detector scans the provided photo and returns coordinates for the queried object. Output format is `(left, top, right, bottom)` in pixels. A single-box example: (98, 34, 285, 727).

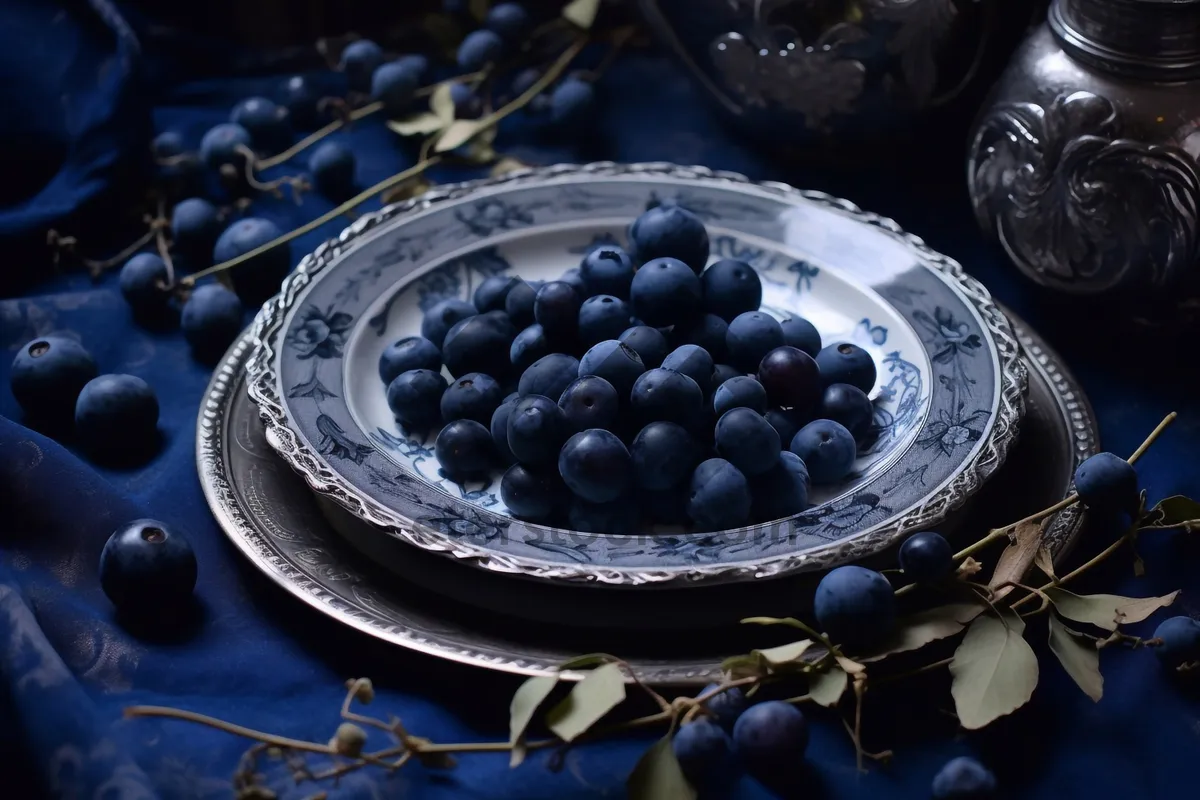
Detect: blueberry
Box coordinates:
(447, 82, 482, 118)
(507, 395, 567, 466)
(759, 345, 821, 414)
(457, 29, 505, 72)
(671, 719, 738, 792)
(510, 67, 541, 98)
(559, 429, 631, 503)
(199, 122, 252, 170)
(641, 487, 689, 525)
(490, 397, 519, 464)
(213, 218, 290, 307)
(708, 363, 741, 394)
(578, 340, 644, 399)
(501, 464, 565, 521)
(518, 353, 579, 399)
(75, 374, 159, 458)
(181, 284, 244, 361)
(820, 382, 873, 438)
(701, 259, 762, 322)
(1152, 616, 1200, 669)
(157, 151, 204, 198)
(580, 246, 634, 299)
(578, 295, 634, 348)
(713, 375, 767, 417)
(631, 421, 699, 491)
(569, 497, 638, 533)
(549, 78, 595, 128)
(372, 61, 420, 116)
(379, 336, 441, 385)
(119, 254, 171, 317)
(725, 312, 783, 373)
(629, 257, 702, 327)
(441, 372, 503, 424)
(899, 531, 954, 583)
(661, 345, 715, 392)
(474, 275, 521, 313)
(781, 317, 822, 357)
(308, 141, 356, 199)
(698, 684, 751, 731)
(559, 376, 619, 433)
(674, 313, 728, 362)
(629, 204, 710, 274)
(534, 281, 582, 339)
(752, 450, 810, 522)
(630, 369, 704, 428)
(765, 408, 804, 448)
(790, 419, 857, 485)
(170, 198, 221, 263)
(387, 369, 448, 430)
(99, 520, 197, 610)
(486, 2, 531, 40)
(931, 756, 997, 800)
(504, 280, 539, 329)
(9, 335, 98, 420)
(510, 324, 550, 371)
(230, 97, 290, 153)
(813, 565, 896, 650)
(618, 325, 669, 370)
(687, 458, 751, 530)
(715, 407, 780, 476)
(1073, 452, 1139, 517)
(422, 299, 477, 348)
(435, 419, 495, 478)
(732, 701, 808, 779)
(816, 342, 877, 393)
(340, 40, 386, 93)
(279, 74, 321, 129)
(152, 131, 184, 159)
(559, 267, 588, 299)
(443, 311, 516, 378)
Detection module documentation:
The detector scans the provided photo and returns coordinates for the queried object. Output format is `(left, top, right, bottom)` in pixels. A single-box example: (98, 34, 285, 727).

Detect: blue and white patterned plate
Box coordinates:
(245, 163, 1027, 587)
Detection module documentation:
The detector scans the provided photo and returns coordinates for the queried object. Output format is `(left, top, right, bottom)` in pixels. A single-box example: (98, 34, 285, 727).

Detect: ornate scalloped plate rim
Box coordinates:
(244, 162, 1027, 587)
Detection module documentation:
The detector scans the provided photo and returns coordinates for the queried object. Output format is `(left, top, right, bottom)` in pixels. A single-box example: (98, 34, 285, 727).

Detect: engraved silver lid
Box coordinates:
(1049, 0, 1200, 78)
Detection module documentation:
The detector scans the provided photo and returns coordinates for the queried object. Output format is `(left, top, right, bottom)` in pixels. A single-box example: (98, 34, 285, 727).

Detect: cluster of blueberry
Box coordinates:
(380, 203, 879, 533)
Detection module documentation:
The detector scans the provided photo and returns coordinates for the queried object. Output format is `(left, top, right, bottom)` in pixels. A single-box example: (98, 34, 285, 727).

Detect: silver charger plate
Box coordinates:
(199, 310, 1094, 683)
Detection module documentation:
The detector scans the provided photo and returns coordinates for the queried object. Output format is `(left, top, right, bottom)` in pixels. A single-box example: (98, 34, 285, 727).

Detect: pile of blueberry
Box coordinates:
(380, 203, 880, 533)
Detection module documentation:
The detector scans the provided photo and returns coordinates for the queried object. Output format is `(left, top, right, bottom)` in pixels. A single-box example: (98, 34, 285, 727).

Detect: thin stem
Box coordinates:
(124, 706, 333, 755)
(578, 26, 636, 82)
(1128, 412, 1176, 464)
(152, 200, 176, 289)
(617, 660, 671, 714)
(1013, 533, 1131, 613)
(255, 101, 382, 171)
(78, 227, 157, 276)
(414, 71, 487, 98)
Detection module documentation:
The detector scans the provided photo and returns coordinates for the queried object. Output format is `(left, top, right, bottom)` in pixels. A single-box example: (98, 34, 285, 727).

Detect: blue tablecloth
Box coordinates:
(3, 3, 1200, 798)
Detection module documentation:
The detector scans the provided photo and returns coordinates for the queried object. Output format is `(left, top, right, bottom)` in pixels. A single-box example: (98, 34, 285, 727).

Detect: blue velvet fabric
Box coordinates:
(3, 3, 1200, 799)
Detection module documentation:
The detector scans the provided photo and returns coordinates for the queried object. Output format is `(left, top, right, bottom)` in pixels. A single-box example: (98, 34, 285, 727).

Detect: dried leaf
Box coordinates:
(861, 603, 984, 662)
(950, 611, 1039, 730)
(1048, 615, 1103, 702)
(1034, 545, 1056, 581)
(508, 676, 557, 766)
(435, 119, 485, 153)
(545, 662, 626, 742)
(380, 177, 433, 206)
(754, 640, 815, 667)
(626, 737, 696, 800)
(957, 557, 983, 578)
(431, 83, 456, 124)
(720, 653, 766, 680)
(1145, 495, 1200, 530)
(1045, 588, 1178, 632)
(562, 0, 601, 29)
(988, 521, 1043, 600)
(808, 665, 848, 707)
(387, 113, 447, 137)
(491, 156, 532, 177)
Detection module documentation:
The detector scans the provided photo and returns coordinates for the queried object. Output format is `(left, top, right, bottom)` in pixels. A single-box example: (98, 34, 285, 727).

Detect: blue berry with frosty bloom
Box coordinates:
(510, 324, 550, 372)
(661, 344, 715, 390)
(619, 325, 669, 370)
(505, 280, 539, 329)
(631, 421, 699, 491)
(507, 394, 567, 466)
(559, 267, 588, 299)
(340, 40, 385, 92)
(713, 375, 767, 417)
(629, 204, 710, 274)
(580, 246, 634, 299)
(75, 374, 159, 459)
(732, 701, 808, 780)
(99, 520, 197, 611)
(726, 312, 784, 372)
(181, 284, 244, 360)
(279, 75, 321, 128)
(308, 141, 356, 199)
(781, 317, 822, 357)
(559, 429, 631, 503)
(579, 340, 644, 399)
(518, 353, 579, 400)
(578, 295, 634, 348)
(759, 345, 822, 413)
(199, 122, 251, 170)
(387, 369, 448, 430)
(450, 83, 482, 118)
(820, 382, 874, 438)
(379, 336, 441, 385)
(931, 756, 997, 800)
(1073, 451, 1139, 517)
(534, 281, 582, 339)
(435, 419, 494, 478)
(701, 258, 761, 322)
(1152, 616, 1200, 669)
(752, 450, 810, 521)
(765, 408, 804, 449)
(899, 531, 954, 583)
(501, 464, 565, 521)
(559, 376, 619, 433)
(9, 335, 97, 420)
(630, 368, 704, 428)
(171, 197, 221, 260)
(510, 67, 540, 98)
(214, 218, 290, 307)
(372, 61, 420, 116)
(709, 363, 740, 394)
(814, 565, 896, 650)
(687, 458, 751, 530)
(395, 54, 429, 83)
(475, 275, 520, 313)
(549, 78, 595, 128)
(441, 373, 504, 425)
(569, 497, 638, 534)
(698, 684, 751, 731)
(422, 299, 477, 348)
(443, 311, 516, 378)
(119, 254, 171, 317)
(230, 97, 290, 152)
(486, 3, 530, 40)
(816, 342, 877, 393)
(458, 29, 505, 72)
(674, 313, 728, 363)
(152, 131, 184, 159)
(629, 257, 702, 327)
(491, 398, 519, 464)
(715, 407, 780, 476)
(672, 719, 738, 792)
(790, 419, 857, 485)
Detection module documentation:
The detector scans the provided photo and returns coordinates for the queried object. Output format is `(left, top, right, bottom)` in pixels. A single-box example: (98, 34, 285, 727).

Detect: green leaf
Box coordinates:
(435, 119, 485, 153)
(808, 665, 848, 708)
(562, 0, 601, 29)
(1045, 588, 1178, 631)
(720, 653, 766, 679)
(387, 113, 448, 137)
(626, 736, 696, 800)
(754, 640, 815, 667)
(545, 662, 626, 742)
(557, 653, 615, 671)
(508, 675, 558, 766)
(1145, 495, 1200, 529)
(861, 603, 984, 662)
(1048, 615, 1102, 702)
(949, 611, 1039, 730)
(430, 83, 456, 124)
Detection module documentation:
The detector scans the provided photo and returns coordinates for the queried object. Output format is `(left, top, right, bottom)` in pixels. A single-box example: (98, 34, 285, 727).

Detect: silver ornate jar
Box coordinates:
(967, 0, 1200, 316)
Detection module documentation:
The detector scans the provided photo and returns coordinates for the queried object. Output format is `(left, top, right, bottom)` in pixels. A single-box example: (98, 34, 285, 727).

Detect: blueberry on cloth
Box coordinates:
(9, 335, 98, 420)
(99, 519, 197, 610)
(931, 756, 997, 800)
(213, 217, 290, 307)
(340, 40, 386, 92)
(75, 374, 159, 458)
(181, 284, 244, 361)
